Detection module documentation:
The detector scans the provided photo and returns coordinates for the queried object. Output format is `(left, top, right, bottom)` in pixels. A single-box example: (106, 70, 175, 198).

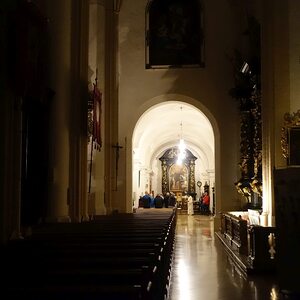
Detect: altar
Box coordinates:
(175, 193, 187, 211)
(159, 147, 197, 197)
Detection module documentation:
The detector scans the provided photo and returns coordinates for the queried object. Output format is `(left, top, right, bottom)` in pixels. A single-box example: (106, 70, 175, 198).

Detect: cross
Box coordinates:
(112, 142, 123, 190)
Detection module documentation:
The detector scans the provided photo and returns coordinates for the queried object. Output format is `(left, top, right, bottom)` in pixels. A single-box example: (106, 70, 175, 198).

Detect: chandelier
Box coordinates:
(176, 107, 186, 165)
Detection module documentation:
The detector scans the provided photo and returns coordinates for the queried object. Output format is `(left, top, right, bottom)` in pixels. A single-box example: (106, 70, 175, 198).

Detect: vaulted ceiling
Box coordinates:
(132, 101, 215, 172)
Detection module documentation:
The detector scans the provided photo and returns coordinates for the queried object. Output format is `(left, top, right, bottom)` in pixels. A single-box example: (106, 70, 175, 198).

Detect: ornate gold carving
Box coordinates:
(189, 160, 195, 193)
(235, 94, 263, 204)
(281, 126, 288, 159)
(161, 161, 168, 194)
(160, 147, 197, 195)
(283, 110, 300, 126)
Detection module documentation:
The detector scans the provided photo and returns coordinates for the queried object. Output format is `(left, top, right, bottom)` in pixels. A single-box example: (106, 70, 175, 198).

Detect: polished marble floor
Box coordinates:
(167, 214, 284, 300)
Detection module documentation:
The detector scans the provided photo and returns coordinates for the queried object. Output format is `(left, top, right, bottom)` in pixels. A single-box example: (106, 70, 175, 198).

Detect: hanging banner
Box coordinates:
(89, 81, 102, 151)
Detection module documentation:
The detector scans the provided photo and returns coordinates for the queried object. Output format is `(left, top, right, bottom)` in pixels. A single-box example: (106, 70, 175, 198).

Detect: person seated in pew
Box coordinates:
(200, 192, 210, 215)
(138, 194, 143, 208)
(142, 191, 151, 208)
(154, 194, 164, 208)
(150, 192, 155, 208)
(163, 192, 170, 208)
(169, 192, 176, 207)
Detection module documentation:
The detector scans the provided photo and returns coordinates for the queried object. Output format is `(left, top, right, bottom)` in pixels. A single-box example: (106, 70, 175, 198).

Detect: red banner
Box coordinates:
(92, 84, 102, 150)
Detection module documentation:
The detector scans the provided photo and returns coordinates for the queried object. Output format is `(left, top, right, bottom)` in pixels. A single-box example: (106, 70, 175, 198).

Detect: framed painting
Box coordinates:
(288, 127, 300, 166)
(281, 111, 300, 166)
(169, 163, 188, 192)
(146, 0, 204, 69)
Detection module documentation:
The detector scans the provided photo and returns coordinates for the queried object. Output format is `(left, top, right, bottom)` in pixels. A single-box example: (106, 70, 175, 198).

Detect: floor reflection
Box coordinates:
(168, 214, 283, 300)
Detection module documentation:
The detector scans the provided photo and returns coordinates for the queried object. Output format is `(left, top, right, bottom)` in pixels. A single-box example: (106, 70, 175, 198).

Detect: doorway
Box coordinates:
(132, 101, 215, 212)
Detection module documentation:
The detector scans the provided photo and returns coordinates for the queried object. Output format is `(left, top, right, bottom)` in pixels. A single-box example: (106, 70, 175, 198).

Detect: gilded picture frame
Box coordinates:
(281, 110, 300, 166)
(146, 0, 204, 69)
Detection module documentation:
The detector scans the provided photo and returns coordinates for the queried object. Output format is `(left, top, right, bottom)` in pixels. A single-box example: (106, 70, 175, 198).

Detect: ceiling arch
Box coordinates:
(132, 101, 215, 171)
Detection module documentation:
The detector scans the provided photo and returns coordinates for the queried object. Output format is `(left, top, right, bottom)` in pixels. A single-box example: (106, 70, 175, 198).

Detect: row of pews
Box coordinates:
(2, 208, 177, 299)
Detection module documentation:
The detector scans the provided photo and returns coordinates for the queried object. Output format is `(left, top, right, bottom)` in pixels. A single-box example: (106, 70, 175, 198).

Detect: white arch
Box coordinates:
(126, 94, 220, 216)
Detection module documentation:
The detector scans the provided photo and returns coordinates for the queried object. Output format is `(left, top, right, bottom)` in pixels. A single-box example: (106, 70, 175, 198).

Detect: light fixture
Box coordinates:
(176, 107, 186, 165)
(240, 61, 250, 74)
(113, 0, 122, 13)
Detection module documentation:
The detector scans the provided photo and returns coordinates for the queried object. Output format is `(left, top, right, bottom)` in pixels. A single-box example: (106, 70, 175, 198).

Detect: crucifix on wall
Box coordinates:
(112, 142, 123, 191)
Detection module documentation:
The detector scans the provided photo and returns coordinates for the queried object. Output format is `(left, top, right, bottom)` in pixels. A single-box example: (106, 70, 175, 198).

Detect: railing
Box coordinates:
(220, 211, 277, 272)
(248, 225, 277, 271)
(220, 212, 248, 255)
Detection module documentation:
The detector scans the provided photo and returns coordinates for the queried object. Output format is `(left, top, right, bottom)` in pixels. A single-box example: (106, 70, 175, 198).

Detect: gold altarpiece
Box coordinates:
(159, 147, 197, 197)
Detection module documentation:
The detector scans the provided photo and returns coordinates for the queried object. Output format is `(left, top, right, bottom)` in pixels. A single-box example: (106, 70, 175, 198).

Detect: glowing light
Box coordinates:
(176, 108, 186, 165)
(177, 258, 192, 300)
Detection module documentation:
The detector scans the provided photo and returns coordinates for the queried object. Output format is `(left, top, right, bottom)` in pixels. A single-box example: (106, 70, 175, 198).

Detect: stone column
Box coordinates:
(45, 0, 72, 222)
(261, 0, 289, 226)
(68, 0, 89, 222)
(104, 0, 120, 214)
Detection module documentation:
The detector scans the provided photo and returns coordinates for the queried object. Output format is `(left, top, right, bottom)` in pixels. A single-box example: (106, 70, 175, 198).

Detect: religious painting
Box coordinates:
(281, 111, 300, 166)
(288, 127, 300, 166)
(146, 0, 204, 69)
(169, 164, 188, 192)
(159, 147, 197, 195)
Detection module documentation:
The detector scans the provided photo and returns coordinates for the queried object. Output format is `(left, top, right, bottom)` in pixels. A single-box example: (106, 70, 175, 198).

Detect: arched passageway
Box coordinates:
(132, 101, 215, 212)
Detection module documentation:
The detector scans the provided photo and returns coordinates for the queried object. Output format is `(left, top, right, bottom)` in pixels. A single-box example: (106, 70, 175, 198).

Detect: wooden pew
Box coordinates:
(3, 209, 177, 300)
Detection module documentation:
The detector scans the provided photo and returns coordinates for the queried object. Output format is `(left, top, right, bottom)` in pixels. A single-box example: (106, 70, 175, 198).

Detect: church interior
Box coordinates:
(1, 0, 300, 299)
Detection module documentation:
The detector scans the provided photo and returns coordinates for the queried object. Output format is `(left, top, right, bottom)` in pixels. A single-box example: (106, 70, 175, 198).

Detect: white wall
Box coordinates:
(118, 0, 242, 219)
